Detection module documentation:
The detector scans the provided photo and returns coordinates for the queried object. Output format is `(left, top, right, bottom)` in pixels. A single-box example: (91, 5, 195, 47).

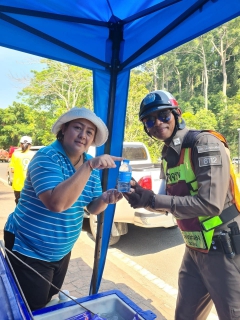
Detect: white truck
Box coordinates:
(85, 142, 176, 245)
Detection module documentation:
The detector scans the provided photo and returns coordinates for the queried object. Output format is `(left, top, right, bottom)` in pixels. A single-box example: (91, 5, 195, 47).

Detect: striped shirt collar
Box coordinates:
(50, 140, 88, 163)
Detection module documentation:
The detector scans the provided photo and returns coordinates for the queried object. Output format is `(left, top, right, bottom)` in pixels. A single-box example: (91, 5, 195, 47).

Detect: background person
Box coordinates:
(125, 90, 240, 319)
(4, 107, 123, 311)
(9, 136, 35, 205)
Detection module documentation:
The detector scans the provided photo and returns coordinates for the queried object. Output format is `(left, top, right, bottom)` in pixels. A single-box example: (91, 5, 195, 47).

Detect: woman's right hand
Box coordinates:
(89, 155, 123, 170)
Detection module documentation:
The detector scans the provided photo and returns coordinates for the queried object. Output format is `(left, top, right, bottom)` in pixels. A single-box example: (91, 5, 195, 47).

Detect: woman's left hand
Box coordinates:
(102, 188, 123, 204)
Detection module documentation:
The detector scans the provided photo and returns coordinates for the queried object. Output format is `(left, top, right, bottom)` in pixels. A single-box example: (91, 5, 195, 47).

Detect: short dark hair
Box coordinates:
(56, 121, 70, 141)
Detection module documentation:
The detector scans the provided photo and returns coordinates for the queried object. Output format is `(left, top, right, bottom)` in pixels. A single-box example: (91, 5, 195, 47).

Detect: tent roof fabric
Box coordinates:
(0, 0, 239, 297)
(0, 0, 239, 71)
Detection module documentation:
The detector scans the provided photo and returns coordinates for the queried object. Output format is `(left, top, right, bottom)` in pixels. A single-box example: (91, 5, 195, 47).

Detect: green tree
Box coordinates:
(217, 92, 240, 156)
(31, 109, 56, 146)
(182, 112, 196, 128)
(183, 109, 217, 130)
(210, 18, 240, 99)
(0, 103, 35, 149)
(13, 59, 94, 146)
(125, 70, 163, 162)
(19, 59, 93, 112)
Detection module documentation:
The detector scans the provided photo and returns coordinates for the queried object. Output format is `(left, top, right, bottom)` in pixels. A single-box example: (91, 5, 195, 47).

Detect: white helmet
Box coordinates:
(20, 136, 32, 144)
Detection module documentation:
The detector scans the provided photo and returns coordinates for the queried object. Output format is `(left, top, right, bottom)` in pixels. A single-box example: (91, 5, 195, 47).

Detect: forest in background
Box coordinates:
(0, 17, 240, 162)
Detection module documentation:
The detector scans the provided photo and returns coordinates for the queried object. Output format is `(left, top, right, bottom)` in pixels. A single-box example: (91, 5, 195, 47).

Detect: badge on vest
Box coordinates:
(197, 143, 220, 153)
(181, 230, 207, 249)
(198, 155, 222, 167)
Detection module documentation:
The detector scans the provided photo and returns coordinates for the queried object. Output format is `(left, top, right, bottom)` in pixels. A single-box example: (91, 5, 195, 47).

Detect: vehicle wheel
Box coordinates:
(89, 214, 121, 246)
(7, 173, 12, 186)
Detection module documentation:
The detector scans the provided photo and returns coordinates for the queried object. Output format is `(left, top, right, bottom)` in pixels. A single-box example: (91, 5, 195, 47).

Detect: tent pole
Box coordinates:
(90, 67, 118, 294)
(90, 18, 123, 295)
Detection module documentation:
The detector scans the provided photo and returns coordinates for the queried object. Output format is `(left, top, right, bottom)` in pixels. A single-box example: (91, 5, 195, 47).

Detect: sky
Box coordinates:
(0, 46, 44, 109)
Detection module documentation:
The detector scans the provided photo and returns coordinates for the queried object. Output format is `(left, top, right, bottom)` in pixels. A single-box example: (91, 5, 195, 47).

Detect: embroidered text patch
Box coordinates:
(181, 230, 207, 249)
(197, 143, 220, 153)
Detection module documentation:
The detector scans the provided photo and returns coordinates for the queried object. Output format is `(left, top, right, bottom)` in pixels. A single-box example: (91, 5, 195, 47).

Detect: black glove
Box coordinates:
(125, 181, 155, 209)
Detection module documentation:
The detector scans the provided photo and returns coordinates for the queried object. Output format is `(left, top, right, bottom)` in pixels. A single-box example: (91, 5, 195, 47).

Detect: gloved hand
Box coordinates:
(124, 179, 155, 209)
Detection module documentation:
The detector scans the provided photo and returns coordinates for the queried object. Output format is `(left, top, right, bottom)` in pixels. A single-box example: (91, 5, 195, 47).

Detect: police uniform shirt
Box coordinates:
(155, 127, 240, 229)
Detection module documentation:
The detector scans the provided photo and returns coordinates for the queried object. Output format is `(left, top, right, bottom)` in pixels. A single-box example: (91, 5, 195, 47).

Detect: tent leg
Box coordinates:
(90, 67, 119, 295)
(90, 18, 123, 295)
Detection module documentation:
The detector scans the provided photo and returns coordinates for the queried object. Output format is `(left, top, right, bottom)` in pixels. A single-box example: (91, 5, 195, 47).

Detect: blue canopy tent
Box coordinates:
(0, 0, 239, 296)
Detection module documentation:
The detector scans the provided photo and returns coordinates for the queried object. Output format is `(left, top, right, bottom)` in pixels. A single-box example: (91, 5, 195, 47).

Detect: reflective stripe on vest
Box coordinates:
(163, 148, 218, 252)
(164, 148, 198, 195)
(163, 130, 240, 251)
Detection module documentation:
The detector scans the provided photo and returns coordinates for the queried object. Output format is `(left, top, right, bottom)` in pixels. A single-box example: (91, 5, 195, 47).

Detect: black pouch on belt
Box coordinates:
(228, 221, 240, 255)
(230, 235, 240, 254)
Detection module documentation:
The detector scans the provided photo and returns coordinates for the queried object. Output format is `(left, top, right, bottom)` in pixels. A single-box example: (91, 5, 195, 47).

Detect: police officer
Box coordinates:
(125, 90, 240, 319)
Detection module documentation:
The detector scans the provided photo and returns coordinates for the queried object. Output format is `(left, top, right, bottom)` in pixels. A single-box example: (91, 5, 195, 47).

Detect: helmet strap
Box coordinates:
(166, 109, 185, 142)
(143, 125, 159, 141)
(172, 109, 186, 130)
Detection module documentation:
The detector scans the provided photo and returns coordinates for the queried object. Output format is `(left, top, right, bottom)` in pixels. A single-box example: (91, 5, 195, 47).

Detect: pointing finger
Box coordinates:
(110, 156, 124, 162)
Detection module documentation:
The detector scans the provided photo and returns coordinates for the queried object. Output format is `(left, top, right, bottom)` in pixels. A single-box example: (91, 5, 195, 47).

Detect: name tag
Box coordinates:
(197, 144, 220, 153)
(181, 231, 207, 249)
(198, 155, 222, 167)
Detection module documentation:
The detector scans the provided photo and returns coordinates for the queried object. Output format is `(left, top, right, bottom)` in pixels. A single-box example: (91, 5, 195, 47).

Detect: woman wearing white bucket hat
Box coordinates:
(4, 107, 123, 311)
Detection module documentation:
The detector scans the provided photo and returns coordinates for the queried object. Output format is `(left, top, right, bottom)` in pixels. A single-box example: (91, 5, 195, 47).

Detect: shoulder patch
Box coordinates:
(196, 143, 220, 153)
(198, 155, 222, 167)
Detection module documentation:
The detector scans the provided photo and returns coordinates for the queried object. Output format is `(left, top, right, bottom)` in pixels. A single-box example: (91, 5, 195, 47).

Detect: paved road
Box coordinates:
(111, 224, 184, 289)
(0, 164, 218, 319)
(0, 162, 186, 289)
(0, 162, 8, 183)
(0, 178, 169, 319)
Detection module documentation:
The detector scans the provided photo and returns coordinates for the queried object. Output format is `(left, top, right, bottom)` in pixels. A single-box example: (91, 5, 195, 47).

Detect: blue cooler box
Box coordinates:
(0, 244, 31, 320)
(32, 290, 156, 320)
(0, 246, 156, 320)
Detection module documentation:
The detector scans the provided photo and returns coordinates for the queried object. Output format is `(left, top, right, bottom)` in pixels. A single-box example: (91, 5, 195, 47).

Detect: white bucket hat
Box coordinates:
(20, 136, 32, 144)
(52, 107, 108, 147)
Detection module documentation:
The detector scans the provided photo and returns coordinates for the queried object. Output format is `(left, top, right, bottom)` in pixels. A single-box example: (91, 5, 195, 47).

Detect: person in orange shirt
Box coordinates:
(10, 136, 35, 204)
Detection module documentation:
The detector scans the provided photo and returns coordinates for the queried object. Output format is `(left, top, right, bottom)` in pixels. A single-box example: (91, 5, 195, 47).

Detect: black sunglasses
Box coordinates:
(143, 110, 172, 129)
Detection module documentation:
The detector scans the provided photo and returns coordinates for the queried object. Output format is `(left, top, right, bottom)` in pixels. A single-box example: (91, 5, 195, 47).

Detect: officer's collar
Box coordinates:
(163, 127, 189, 158)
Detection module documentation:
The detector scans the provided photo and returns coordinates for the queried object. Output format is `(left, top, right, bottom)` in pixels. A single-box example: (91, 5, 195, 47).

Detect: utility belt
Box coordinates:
(181, 205, 240, 258)
(210, 222, 240, 259)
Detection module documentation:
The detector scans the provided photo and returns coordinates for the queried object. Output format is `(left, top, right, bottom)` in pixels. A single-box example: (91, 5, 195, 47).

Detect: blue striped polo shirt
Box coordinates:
(5, 140, 102, 262)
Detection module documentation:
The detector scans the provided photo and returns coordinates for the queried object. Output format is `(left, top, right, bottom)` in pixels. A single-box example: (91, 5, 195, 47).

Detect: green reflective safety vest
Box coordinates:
(163, 144, 225, 253)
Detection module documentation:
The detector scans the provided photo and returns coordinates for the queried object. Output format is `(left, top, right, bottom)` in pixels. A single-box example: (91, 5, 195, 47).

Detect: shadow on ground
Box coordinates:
(83, 219, 184, 256)
(64, 257, 165, 319)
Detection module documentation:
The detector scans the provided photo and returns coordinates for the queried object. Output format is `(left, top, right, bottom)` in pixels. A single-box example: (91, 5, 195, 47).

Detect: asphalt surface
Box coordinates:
(0, 179, 171, 319)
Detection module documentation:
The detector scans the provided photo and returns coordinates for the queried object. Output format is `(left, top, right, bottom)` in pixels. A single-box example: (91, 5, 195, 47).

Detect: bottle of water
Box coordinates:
(58, 290, 71, 302)
(117, 159, 132, 192)
(45, 290, 76, 307)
